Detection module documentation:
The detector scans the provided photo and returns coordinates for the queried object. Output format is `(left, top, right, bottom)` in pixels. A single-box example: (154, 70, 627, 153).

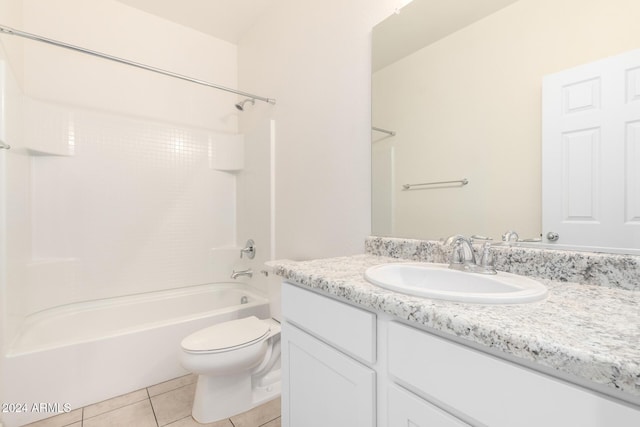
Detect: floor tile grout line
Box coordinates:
(27, 376, 278, 427)
(79, 394, 150, 423)
(167, 414, 197, 426)
(146, 388, 160, 427)
(69, 382, 194, 427)
(257, 416, 281, 427)
(149, 381, 196, 400)
(147, 375, 197, 399)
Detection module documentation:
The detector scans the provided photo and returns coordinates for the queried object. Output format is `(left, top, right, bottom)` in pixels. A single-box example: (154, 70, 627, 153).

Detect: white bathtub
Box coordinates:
(2, 282, 270, 427)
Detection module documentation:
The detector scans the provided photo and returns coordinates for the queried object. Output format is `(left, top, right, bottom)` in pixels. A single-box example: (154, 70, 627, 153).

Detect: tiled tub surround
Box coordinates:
(270, 238, 640, 405)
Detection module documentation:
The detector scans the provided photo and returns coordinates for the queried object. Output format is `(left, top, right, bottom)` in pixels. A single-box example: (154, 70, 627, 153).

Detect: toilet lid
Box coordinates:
(181, 316, 270, 352)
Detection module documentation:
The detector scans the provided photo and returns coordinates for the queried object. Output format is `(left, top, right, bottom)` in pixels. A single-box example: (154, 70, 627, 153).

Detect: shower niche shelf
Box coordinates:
(210, 133, 244, 171)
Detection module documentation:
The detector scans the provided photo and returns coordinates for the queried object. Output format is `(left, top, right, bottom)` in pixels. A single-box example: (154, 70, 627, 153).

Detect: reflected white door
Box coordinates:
(542, 49, 640, 249)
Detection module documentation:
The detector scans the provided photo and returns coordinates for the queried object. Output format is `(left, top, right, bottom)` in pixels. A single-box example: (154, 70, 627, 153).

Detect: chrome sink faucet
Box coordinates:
(445, 235, 497, 275)
(444, 235, 477, 270)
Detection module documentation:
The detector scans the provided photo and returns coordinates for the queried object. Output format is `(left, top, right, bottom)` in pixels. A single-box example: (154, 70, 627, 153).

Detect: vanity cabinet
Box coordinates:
(281, 281, 640, 427)
(281, 282, 376, 427)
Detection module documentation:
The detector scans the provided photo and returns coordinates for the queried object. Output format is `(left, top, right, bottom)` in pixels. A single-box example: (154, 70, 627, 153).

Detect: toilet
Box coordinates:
(179, 276, 282, 423)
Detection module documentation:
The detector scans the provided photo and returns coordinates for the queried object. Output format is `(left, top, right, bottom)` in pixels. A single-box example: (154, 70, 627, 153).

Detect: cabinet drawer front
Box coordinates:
(282, 282, 376, 363)
(388, 321, 640, 427)
(388, 385, 470, 427)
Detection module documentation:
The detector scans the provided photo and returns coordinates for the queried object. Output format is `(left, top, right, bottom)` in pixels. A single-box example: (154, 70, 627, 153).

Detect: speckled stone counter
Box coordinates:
(269, 253, 640, 404)
(365, 236, 640, 290)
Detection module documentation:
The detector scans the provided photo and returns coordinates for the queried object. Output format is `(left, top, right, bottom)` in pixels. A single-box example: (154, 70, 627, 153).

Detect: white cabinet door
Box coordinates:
(542, 48, 640, 249)
(388, 385, 471, 427)
(281, 321, 375, 427)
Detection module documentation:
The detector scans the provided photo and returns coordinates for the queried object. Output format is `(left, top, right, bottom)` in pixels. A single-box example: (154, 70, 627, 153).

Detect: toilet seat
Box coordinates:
(181, 316, 271, 354)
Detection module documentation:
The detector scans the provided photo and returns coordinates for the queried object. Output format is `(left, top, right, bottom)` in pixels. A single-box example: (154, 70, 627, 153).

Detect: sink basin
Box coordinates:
(364, 263, 547, 304)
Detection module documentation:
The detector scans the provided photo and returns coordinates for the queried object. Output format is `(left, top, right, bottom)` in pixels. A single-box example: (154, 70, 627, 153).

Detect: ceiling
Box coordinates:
(373, 0, 520, 71)
(116, 0, 522, 68)
(115, 0, 276, 44)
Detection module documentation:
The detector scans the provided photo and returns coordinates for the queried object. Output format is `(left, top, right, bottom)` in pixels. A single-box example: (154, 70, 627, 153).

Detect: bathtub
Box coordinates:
(2, 282, 270, 427)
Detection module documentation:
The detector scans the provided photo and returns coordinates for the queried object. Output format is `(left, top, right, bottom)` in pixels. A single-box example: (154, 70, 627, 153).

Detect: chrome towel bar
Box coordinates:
(0, 139, 10, 150)
(372, 127, 396, 136)
(403, 178, 468, 190)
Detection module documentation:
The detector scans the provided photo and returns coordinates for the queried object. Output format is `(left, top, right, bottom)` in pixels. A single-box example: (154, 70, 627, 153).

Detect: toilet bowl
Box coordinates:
(179, 315, 281, 423)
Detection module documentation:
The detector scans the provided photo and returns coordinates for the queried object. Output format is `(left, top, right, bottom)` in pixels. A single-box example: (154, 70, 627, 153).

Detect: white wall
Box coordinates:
(238, 0, 399, 261)
(22, 0, 239, 130)
(0, 44, 27, 346)
(0, 0, 23, 87)
(373, 0, 640, 241)
(236, 119, 276, 307)
(0, 2, 25, 423)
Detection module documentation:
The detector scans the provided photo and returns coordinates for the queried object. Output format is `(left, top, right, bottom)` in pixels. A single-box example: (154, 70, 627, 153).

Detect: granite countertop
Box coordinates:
(269, 254, 640, 403)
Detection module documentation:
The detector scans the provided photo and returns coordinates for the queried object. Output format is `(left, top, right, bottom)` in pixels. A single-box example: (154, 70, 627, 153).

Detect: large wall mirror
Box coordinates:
(372, 0, 640, 253)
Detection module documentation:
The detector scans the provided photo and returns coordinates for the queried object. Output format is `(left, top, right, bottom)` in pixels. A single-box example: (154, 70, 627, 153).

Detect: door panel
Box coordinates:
(543, 49, 640, 249)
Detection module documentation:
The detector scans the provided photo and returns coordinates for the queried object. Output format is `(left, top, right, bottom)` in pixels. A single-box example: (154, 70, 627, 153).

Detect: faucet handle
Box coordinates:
(479, 242, 493, 265)
(240, 239, 256, 259)
(502, 230, 519, 243)
(478, 242, 497, 275)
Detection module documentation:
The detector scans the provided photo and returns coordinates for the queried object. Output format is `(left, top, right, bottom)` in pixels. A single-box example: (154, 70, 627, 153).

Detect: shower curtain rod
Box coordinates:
(0, 24, 276, 105)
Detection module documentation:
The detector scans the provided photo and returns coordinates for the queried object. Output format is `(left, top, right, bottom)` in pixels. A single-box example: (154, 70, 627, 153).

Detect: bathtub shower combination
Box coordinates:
(9, 283, 268, 355)
(0, 22, 279, 427)
(4, 283, 270, 426)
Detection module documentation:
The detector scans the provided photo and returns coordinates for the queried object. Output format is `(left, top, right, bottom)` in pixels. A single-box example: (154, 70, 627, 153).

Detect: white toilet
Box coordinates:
(179, 276, 282, 423)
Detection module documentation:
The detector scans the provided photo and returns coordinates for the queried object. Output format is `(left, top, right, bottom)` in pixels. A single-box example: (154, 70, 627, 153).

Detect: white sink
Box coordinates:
(364, 263, 548, 304)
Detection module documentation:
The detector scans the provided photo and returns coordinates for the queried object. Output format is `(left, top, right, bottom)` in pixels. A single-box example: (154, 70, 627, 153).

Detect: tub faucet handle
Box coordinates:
(240, 239, 256, 259)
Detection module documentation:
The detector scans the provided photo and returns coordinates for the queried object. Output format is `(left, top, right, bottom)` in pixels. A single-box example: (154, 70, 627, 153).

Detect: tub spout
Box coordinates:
(231, 269, 253, 279)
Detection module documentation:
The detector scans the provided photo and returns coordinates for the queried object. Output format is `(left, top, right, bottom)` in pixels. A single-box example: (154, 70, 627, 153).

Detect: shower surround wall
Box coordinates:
(0, 0, 260, 420)
(4, 0, 240, 324)
(27, 100, 239, 310)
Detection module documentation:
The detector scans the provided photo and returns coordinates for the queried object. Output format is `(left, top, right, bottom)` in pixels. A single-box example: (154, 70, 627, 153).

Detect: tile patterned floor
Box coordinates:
(24, 374, 281, 427)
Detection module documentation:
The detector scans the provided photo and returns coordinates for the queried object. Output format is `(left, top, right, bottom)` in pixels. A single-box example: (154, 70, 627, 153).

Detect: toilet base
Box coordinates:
(191, 371, 281, 423)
